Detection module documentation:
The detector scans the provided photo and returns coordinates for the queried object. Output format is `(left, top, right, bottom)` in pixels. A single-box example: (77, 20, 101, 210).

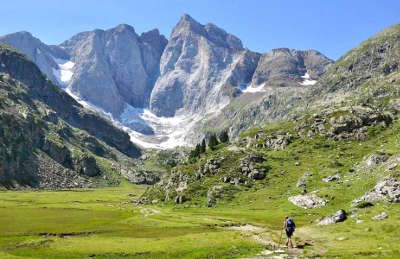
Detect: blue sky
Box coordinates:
(0, 0, 399, 60)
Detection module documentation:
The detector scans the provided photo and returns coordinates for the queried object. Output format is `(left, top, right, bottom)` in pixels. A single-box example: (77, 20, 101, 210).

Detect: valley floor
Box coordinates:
(0, 180, 399, 258)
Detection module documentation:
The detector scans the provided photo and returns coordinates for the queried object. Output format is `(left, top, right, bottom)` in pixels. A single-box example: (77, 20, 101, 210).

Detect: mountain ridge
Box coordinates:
(0, 14, 333, 149)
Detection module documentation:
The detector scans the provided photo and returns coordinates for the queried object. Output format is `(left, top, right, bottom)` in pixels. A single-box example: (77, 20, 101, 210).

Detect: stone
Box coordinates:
(200, 158, 222, 175)
(239, 153, 267, 181)
(288, 194, 327, 209)
(297, 172, 313, 188)
(323, 174, 340, 182)
(318, 210, 347, 225)
(372, 212, 388, 221)
(206, 185, 225, 207)
(248, 169, 267, 180)
(365, 154, 389, 167)
(264, 133, 293, 150)
(353, 177, 400, 204)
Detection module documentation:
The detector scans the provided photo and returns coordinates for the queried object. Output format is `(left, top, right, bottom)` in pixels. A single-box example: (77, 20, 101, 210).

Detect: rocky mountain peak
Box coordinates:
(204, 23, 243, 50)
(114, 23, 136, 34)
(140, 29, 168, 52)
(171, 13, 205, 37)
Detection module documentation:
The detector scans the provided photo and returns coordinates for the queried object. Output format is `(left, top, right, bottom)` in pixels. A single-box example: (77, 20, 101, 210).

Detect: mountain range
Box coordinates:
(0, 14, 332, 148)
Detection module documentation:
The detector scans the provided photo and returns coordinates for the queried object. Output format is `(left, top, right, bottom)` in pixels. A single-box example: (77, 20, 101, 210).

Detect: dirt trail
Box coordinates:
(229, 224, 303, 258)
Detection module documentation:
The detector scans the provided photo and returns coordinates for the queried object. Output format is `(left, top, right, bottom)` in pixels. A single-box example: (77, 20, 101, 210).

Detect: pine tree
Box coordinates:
(189, 143, 201, 159)
(200, 139, 206, 153)
(219, 130, 229, 143)
(208, 134, 219, 150)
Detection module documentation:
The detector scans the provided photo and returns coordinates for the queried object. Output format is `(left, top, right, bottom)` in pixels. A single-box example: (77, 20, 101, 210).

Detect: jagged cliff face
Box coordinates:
(61, 24, 167, 115)
(0, 15, 332, 148)
(0, 25, 168, 117)
(149, 14, 259, 117)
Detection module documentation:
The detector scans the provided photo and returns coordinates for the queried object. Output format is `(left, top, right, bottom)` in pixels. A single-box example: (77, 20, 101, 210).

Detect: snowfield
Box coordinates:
(63, 88, 224, 149)
(52, 58, 75, 86)
(299, 72, 317, 86)
(240, 83, 266, 93)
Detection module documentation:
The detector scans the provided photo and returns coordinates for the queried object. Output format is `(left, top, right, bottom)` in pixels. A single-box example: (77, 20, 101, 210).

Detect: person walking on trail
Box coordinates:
(283, 216, 296, 248)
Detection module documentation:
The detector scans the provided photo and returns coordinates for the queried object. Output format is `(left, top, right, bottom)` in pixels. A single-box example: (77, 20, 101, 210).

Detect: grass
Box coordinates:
(0, 182, 262, 258)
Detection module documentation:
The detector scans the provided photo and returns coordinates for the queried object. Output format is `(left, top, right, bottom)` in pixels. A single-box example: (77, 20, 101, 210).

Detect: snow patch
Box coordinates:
(52, 58, 75, 86)
(241, 83, 266, 93)
(299, 72, 317, 86)
(63, 87, 219, 150)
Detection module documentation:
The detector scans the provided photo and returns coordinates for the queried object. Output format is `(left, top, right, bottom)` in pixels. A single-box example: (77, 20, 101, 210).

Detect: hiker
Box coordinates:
(283, 216, 295, 248)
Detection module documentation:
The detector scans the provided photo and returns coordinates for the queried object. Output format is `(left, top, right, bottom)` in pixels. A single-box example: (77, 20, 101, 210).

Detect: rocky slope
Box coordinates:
(0, 44, 141, 188)
(142, 23, 400, 209)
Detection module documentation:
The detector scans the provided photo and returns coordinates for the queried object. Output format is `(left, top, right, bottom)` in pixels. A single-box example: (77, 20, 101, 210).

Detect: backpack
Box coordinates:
(286, 218, 296, 232)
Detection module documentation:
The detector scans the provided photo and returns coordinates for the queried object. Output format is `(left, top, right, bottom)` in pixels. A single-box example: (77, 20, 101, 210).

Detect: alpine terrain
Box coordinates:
(0, 11, 399, 259)
(1, 14, 332, 148)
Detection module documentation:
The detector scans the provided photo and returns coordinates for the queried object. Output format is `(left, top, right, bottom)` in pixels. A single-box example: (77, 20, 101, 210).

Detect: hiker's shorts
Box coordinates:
(285, 229, 293, 237)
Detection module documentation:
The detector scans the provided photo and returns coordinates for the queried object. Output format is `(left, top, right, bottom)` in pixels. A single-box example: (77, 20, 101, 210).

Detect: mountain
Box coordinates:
(0, 15, 332, 148)
(143, 22, 400, 214)
(251, 48, 331, 87)
(0, 31, 69, 84)
(0, 44, 140, 188)
(186, 48, 332, 141)
(149, 14, 259, 117)
(60, 24, 167, 115)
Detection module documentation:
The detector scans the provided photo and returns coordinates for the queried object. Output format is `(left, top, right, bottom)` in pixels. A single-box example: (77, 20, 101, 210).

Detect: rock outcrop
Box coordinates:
(125, 171, 160, 185)
(240, 153, 267, 180)
(353, 177, 400, 204)
(289, 193, 327, 209)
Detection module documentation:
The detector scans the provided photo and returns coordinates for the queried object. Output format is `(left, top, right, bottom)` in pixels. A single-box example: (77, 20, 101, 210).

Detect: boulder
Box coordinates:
(372, 212, 388, 221)
(289, 194, 327, 209)
(323, 174, 341, 182)
(296, 172, 313, 188)
(199, 158, 222, 176)
(206, 185, 225, 207)
(318, 210, 347, 225)
(353, 177, 400, 204)
(239, 153, 267, 180)
(76, 154, 101, 177)
(264, 133, 293, 150)
(248, 169, 267, 180)
(365, 154, 389, 167)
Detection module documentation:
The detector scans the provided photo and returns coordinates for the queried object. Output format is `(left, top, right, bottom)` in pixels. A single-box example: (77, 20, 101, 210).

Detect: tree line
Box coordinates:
(188, 130, 229, 161)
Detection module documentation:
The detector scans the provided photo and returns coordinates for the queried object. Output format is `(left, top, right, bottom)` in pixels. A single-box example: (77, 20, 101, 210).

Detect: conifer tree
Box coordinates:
(219, 130, 229, 143)
(200, 139, 206, 153)
(208, 134, 219, 150)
